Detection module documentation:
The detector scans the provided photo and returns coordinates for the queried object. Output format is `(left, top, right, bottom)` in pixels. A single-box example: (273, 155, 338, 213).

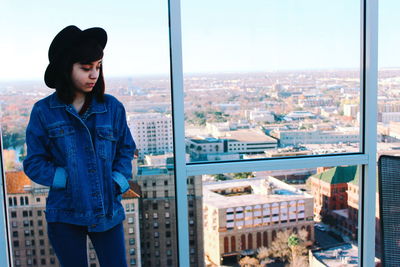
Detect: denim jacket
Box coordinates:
(23, 92, 136, 232)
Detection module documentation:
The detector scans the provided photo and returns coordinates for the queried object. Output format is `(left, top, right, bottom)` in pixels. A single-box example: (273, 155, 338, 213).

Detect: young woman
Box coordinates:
(23, 25, 135, 267)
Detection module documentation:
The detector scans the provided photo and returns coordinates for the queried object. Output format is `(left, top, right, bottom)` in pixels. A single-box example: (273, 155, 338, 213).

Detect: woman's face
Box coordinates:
(70, 59, 102, 95)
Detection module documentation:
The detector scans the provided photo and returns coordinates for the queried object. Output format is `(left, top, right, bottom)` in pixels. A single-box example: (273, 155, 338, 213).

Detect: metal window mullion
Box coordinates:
(0, 133, 12, 266)
(187, 154, 368, 176)
(359, 0, 378, 266)
(168, 0, 190, 266)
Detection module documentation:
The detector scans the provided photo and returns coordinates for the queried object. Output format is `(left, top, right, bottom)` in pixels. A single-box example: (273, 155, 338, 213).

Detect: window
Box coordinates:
(0, 1, 379, 267)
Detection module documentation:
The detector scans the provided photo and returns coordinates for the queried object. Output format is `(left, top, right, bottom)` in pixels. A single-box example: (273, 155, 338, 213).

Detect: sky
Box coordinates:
(0, 0, 399, 82)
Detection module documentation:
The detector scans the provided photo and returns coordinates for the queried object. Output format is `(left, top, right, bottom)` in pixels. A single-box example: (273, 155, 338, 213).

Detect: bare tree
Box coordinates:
(256, 247, 274, 266)
(239, 256, 260, 267)
(267, 229, 309, 266)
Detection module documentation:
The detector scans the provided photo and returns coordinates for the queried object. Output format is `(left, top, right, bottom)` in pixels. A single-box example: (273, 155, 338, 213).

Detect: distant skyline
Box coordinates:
(0, 0, 399, 82)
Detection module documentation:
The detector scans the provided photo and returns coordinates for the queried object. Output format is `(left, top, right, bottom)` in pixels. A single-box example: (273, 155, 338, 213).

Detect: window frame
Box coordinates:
(0, 0, 378, 266)
(169, 0, 378, 266)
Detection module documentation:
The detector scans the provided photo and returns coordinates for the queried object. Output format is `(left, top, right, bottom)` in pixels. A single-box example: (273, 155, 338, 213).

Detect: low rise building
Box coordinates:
(202, 176, 314, 265)
(272, 129, 359, 146)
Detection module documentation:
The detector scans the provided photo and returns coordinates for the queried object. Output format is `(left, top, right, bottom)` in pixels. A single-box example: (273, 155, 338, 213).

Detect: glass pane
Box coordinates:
(376, 0, 400, 264)
(182, 0, 361, 163)
(193, 165, 362, 266)
(0, 1, 181, 266)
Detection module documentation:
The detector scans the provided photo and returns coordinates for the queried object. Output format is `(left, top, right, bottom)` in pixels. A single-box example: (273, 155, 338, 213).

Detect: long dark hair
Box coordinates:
(54, 38, 105, 104)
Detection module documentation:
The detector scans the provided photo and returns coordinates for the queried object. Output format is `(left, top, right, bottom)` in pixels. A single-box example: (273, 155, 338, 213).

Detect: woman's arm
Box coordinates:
(112, 103, 136, 194)
(23, 104, 67, 189)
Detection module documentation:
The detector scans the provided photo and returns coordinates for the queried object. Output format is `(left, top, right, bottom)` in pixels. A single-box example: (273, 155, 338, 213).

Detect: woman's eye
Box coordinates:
(81, 67, 90, 71)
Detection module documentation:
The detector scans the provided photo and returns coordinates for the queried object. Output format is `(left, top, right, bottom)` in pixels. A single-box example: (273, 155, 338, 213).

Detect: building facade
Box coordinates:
(134, 166, 204, 267)
(128, 113, 174, 159)
(6, 171, 141, 267)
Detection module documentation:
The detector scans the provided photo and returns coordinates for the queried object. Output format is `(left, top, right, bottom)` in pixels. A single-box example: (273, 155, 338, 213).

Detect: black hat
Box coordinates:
(44, 25, 107, 88)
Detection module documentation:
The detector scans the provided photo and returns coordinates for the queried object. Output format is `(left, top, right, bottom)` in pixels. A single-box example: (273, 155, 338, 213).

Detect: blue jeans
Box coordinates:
(47, 222, 128, 267)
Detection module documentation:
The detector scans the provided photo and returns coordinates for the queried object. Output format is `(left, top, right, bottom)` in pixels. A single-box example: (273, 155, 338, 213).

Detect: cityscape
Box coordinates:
(2, 68, 397, 266)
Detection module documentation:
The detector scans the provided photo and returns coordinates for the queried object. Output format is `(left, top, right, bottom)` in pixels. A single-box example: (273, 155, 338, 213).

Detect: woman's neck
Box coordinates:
(72, 92, 86, 113)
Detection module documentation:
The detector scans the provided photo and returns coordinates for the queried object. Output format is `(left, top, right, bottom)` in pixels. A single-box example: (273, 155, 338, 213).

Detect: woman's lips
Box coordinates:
(87, 83, 95, 87)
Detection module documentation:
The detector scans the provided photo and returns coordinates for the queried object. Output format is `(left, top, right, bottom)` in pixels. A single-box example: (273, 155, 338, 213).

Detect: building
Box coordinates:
(272, 129, 359, 146)
(134, 166, 204, 267)
(6, 171, 141, 267)
(379, 112, 400, 123)
(309, 243, 380, 266)
(128, 113, 173, 158)
(308, 166, 381, 249)
(343, 104, 358, 118)
(308, 166, 357, 222)
(283, 111, 317, 121)
(245, 109, 275, 123)
(186, 129, 278, 161)
(202, 176, 314, 266)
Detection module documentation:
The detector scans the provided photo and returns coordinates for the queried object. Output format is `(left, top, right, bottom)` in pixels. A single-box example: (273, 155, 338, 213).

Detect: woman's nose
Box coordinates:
(89, 69, 99, 79)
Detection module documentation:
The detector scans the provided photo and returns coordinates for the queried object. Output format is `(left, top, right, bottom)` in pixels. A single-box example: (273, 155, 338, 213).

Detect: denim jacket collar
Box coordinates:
(49, 92, 107, 114)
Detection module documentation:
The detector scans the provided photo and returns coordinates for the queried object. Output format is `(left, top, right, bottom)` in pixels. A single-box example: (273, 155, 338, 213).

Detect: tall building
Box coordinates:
(202, 176, 314, 266)
(134, 166, 203, 267)
(6, 171, 141, 267)
(128, 113, 173, 159)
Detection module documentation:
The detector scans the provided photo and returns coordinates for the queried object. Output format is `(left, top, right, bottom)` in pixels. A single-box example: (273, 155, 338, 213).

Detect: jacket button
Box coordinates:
(91, 224, 97, 227)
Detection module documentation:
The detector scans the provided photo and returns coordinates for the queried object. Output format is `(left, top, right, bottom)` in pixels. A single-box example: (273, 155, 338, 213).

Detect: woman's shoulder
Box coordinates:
(103, 94, 124, 109)
(32, 92, 58, 110)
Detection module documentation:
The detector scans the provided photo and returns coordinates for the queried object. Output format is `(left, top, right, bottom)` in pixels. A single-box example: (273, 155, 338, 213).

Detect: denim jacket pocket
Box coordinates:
(96, 127, 117, 160)
(48, 124, 76, 158)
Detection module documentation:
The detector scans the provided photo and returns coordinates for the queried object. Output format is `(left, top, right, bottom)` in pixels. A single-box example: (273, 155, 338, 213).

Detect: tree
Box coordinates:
(239, 256, 259, 267)
(213, 174, 227, 181)
(256, 247, 273, 266)
(232, 172, 254, 179)
(266, 229, 309, 266)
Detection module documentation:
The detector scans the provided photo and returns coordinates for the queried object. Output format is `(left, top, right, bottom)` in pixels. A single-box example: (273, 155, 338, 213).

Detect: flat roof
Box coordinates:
(203, 177, 312, 209)
(220, 129, 277, 143)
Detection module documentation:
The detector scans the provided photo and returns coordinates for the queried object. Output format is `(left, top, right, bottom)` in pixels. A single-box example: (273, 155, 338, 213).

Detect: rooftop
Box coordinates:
(203, 176, 312, 209)
(219, 129, 277, 143)
(5, 171, 31, 194)
(310, 165, 359, 185)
